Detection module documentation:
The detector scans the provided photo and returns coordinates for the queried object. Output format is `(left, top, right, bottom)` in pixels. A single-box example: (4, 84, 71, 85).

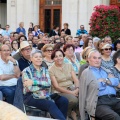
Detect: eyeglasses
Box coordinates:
(13, 43, 18, 44)
(22, 48, 32, 51)
(45, 49, 53, 52)
(104, 48, 112, 51)
(1, 50, 11, 52)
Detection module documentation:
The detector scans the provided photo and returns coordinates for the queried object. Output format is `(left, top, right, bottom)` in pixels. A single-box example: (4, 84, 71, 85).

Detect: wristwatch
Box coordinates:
(105, 78, 109, 84)
(13, 62, 17, 66)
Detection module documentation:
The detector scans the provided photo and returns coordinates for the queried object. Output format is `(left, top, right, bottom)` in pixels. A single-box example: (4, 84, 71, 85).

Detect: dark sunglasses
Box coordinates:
(104, 48, 112, 51)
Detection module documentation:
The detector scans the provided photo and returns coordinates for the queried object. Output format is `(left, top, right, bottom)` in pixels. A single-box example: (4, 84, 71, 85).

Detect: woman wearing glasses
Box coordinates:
(100, 43, 114, 73)
(42, 44, 54, 69)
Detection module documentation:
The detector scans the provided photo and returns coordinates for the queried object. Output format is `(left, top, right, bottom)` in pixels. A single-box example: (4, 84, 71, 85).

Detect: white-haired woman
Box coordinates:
(22, 49, 68, 120)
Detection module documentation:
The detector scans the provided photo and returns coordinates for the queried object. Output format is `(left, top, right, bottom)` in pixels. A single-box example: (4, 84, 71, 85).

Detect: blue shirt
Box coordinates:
(89, 66, 119, 96)
(2, 30, 12, 36)
(64, 57, 80, 74)
(16, 27, 26, 35)
(76, 29, 88, 36)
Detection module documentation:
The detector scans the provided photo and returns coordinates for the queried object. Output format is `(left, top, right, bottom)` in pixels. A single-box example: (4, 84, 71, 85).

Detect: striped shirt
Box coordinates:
(22, 64, 51, 99)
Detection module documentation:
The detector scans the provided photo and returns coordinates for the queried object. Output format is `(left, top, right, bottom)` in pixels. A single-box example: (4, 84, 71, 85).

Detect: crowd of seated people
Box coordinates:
(0, 22, 120, 120)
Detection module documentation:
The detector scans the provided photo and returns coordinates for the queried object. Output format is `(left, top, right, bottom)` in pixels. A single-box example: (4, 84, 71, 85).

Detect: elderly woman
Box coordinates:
(42, 44, 54, 69)
(22, 49, 68, 120)
(63, 44, 80, 75)
(49, 49, 79, 120)
(100, 43, 114, 73)
(78, 47, 93, 79)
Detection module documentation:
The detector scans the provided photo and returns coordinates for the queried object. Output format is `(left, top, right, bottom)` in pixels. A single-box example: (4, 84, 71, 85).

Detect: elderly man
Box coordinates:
(0, 44, 20, 104)
(18, 41, 32, 71)
(79, 50, 120, 120)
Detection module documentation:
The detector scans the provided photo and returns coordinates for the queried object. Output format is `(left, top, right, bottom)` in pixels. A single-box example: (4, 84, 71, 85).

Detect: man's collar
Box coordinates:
(89, 66, 101, 70)
(0, 57, 11, 64)
(21, 56, 31, 62)
(29, 64, 43, 72)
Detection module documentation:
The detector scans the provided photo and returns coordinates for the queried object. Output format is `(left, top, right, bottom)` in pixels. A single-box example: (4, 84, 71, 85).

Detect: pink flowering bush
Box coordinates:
(89, 5, 120, 41)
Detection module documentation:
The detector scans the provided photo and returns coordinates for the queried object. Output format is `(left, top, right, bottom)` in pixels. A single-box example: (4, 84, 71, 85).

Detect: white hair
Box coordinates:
(30, 49, 42, 57)
(93, 37, 100, 43)
(88, 49, 99, 58)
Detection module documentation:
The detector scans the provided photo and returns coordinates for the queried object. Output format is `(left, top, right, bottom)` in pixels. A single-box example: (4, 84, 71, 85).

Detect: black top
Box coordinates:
(49, 30, 60, 37)
(18, 56, 31, 71)
(28, 28, 34, 32)
(61, 28, 71, 35)
(18, 56, 48, 71)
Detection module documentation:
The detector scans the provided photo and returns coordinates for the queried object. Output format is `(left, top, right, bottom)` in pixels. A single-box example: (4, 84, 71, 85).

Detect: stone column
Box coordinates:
(101, 0, 110, 5)
(7, 0, 39, 33)
(7, 0, 17, 31)
(78, 0, 88, 32)
(62, 0, 79, 36)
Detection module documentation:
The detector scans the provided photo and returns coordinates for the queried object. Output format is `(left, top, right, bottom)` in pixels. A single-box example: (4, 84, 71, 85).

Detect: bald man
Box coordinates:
(0, 44, 20, 104)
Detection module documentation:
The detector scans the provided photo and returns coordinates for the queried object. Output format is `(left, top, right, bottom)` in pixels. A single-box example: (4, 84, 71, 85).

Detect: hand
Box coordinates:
(108, 74, 115, 78)
(98, 78, 106, 82)
(23, 79, 33, 87)
(70, 89, 79, 96)
(6, 56, 16, 63)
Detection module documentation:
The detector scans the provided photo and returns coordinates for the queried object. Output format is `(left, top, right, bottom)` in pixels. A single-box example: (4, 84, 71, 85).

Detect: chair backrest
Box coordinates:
(0, 91, 3, 100)
(13, 77, 25, 112)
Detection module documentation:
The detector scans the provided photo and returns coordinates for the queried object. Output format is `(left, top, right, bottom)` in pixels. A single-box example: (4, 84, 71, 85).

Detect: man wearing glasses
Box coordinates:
(0, 44, 20, 104)
(18, 41, 32, 71)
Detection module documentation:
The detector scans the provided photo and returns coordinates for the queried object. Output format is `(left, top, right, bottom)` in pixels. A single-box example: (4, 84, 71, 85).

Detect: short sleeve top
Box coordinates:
(49, 63, 74, 93)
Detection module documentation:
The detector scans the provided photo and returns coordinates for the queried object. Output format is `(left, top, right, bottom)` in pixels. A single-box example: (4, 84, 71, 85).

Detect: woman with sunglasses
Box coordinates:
(42, 44, 54, 69)
(100, 43, 114, 73)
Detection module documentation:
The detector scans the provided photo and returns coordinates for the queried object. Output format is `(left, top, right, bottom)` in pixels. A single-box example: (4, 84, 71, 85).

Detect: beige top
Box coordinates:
(49, 63, 74, 93)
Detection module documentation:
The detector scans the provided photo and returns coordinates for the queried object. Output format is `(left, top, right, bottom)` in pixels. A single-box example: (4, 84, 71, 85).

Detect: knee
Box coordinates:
(68, 95, 78, 104)
(5, 90, 15, 97)
(58, 96, 69, 105)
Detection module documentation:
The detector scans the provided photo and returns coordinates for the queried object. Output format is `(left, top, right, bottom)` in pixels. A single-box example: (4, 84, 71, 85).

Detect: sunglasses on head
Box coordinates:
(104, 48, 112, 51)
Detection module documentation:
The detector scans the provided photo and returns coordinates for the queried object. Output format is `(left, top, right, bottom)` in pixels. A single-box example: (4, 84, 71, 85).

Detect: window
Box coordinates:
(45, 0, 62, 5)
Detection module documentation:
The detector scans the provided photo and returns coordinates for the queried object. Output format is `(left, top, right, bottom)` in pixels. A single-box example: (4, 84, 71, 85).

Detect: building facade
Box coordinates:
(0, 0, 119, 36)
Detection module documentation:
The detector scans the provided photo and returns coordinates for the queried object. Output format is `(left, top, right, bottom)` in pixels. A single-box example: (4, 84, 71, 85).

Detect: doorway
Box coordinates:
(39, 0, 62, 33)
(0, 0, 7, 28)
